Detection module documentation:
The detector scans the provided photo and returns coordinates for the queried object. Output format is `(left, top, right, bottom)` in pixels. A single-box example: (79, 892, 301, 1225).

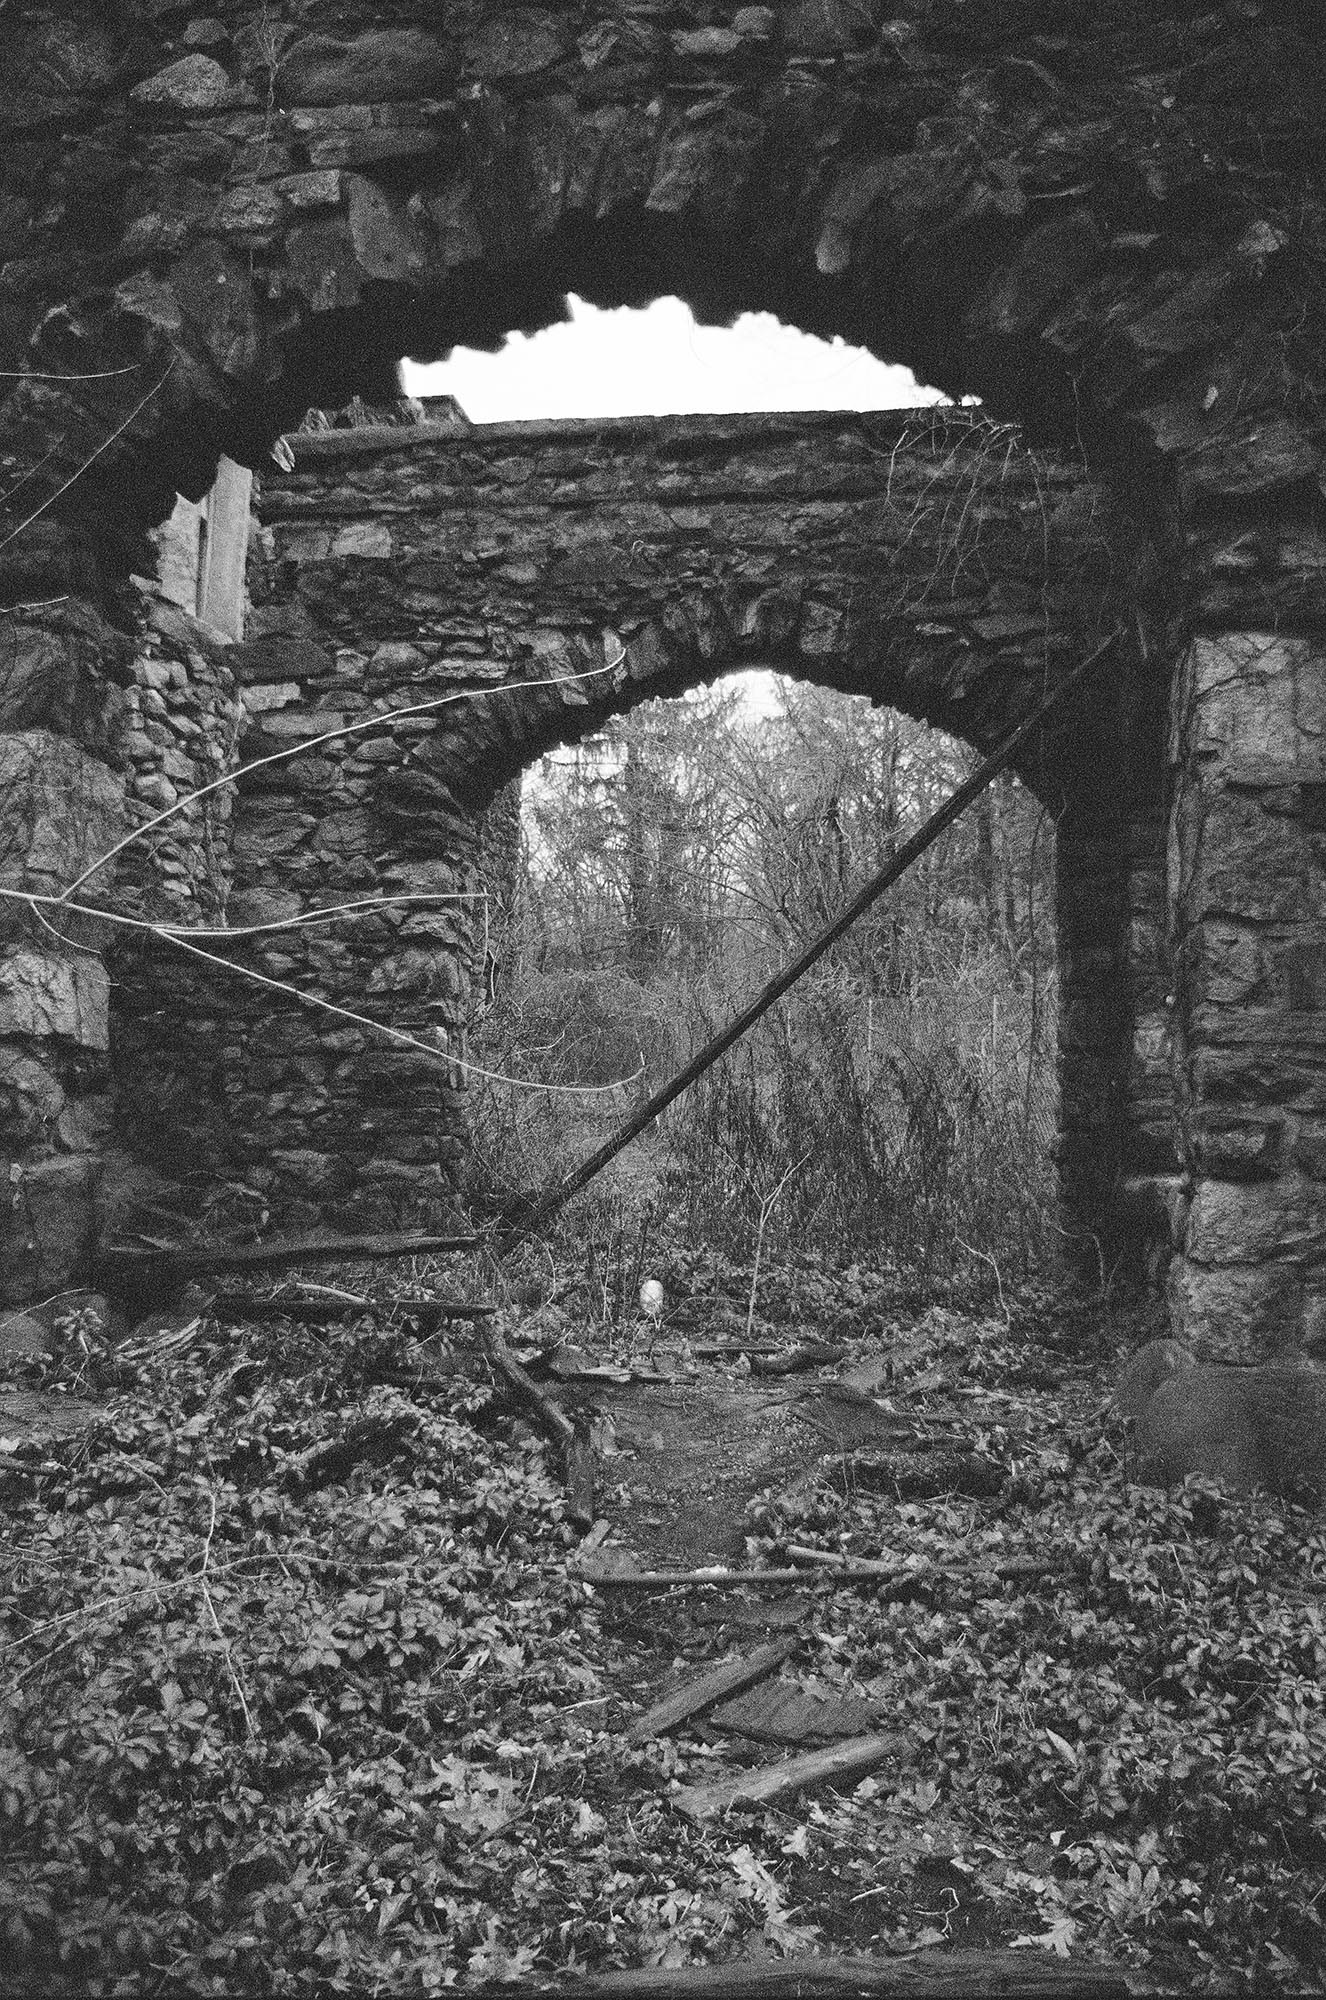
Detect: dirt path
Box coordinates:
(572, 1377, 830, 1567)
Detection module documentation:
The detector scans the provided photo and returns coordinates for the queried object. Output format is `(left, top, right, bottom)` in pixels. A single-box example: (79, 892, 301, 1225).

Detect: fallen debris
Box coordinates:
(489, 1336, 594, 1526)
(628, 1639, 794, 1744)
(582, 1550, 1061, 1595)
(710, 1679, 881, 1745)
(97, 1231, 479, 1313)
(693, 1342, 784, 1359)
(211, 1293, 496, 1329)
(582, 1560, 893, 1589)
(535, 1946, 1132, 1996)
(750, 1340, 846, 1376)
(819, 1447, 1007, 1500)
(281, 1413, 416, 1493)
(672, 1729, 897, 1819)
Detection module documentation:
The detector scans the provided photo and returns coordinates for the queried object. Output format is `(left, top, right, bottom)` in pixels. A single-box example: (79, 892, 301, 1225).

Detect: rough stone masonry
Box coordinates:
(0, 1, 1324, 1360)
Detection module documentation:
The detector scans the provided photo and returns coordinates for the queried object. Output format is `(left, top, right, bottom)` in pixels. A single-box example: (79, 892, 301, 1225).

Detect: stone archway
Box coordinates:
(1, 4, 1323, 1355)
(108, 405, 1143, 1284)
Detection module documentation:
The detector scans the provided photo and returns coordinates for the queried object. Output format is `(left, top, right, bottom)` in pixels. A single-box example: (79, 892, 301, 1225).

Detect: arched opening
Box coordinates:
(472, 672, 1059, 1286)
(96, 379, 1141, 1290)
(2, 210, 1165, 1309)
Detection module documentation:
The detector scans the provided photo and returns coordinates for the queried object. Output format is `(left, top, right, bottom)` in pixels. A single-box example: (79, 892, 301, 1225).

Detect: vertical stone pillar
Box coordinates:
(0, 724, 126, 1303)
(1050, 646, 1176, 1291)
(1167, 631, 1326, 1358)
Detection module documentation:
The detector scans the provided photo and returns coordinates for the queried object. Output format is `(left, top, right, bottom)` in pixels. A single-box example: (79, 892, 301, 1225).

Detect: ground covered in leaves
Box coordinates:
(2, 1249, 1326, 1995)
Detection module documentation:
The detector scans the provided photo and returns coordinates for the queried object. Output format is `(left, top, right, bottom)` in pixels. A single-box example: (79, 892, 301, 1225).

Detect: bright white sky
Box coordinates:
(403, 295, 941, 720)
(401, 293, 938, 421)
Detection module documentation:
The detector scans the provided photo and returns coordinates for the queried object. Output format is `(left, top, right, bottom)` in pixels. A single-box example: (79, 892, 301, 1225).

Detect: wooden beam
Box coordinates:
(628, 1639, 794, 1744)
(211, 1293, 496, 1328)
(98, 1231, 478, 1284)
(673, 1731, 897, 1818)
(489, 1336, 594, 1527)
(505, 1947, 1130, 1997)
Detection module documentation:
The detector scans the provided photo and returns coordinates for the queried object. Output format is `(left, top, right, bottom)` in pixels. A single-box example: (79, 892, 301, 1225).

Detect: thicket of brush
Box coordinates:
(468, 684, 1058, 1285)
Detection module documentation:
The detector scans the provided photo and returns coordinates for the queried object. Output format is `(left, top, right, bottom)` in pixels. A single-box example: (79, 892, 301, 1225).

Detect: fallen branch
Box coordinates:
(672, 1730, 897, 1818)
(518, 1946, 1131, 1996)
(280, 1413, 416, 1493)
(751, 1340, 846, 1377)
(211, 1293, 495, 1329)
(96, 1233, 479, 1312)
(488, 1336, 594, 1526)
(581, 1551, 1062, 1592)
(581, 1561, 888, 1589)
(628, 1638, 794, 1744)
(366, 1361, 478, 1392)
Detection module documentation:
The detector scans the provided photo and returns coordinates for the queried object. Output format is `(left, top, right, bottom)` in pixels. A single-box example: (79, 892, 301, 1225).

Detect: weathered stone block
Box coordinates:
(130, 54, 255, 113)
(331, 519, 394, 560)
(310, 127, 438, 169)
(1189, 1114, 1284, 1181)
(279, 170, 344, 211)
(0, 731, 126, 902)
(1169, 1258, 1305, 1363)
(1275, 937, 1326, 1011)
(0, 1152, 97, 1306)
(1178, 633, 1325, 779)
(1185, 1174, 1325, 1265)
(0, 1050, 65, 1143)
(0, 949, 109, 1051)
(1189, 790, 1318, 924)
(279, 30, 456, 105)
(1189, 921, 1269, 1006)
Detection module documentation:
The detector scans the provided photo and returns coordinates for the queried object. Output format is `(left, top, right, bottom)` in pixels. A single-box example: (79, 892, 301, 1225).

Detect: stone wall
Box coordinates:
(0, 531, 242, 1299)
(109, 407, 1155, 1249)
(1, 2, 1323, 1347)
(1168, 632, 1326, 1357)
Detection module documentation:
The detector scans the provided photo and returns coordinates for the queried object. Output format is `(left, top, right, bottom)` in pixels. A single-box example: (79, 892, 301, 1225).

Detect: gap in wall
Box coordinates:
(401, 294, 953, 421)
(473, 672, 1058, 1284)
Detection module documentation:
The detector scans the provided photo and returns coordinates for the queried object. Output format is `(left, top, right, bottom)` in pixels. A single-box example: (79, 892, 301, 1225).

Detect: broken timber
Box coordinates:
(211, 1293, 496, 1329)
(488, 1335, 594, 1526)
(672, 1731, 897, 1818)
(628, 1639, 794, 1743)
(582, 1551, 1061, 1591)
(503, 632, 1117, 1242)
(513, 1946, 1131, 1996)
(96, 1231, 479, 1310)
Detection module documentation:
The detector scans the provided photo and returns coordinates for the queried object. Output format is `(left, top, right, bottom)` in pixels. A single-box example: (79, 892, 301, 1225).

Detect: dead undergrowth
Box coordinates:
(1, 1251, 1324, 1995)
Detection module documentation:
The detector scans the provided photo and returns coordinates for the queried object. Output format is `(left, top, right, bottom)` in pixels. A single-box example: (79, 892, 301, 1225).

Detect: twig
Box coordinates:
(744, 1149, 812, 1346)
(197, 1489, 256, 1739)
(957, 1238, 1009, 1325)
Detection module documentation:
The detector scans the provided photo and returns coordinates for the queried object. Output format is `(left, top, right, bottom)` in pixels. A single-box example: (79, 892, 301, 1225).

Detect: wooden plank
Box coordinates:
(582, 1558, 916, 1589)
(750, 1340, 846, 1376)
(490, 1335, 593, 1525)
(582, 1563, 817, 1589)
(97, 1234, 479, 1309)
(581, 1551, 1059, 1593)
(564, 1429, 595, 1529)
(490, 1340, 576, 1450)
(710, 1681, 880, 1746)
(673, 1731, 897, 1819)
(212, 1293, 496, 1328)
(510, 1946, 1131, 1996)
(628, 1639, 793, 1745)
